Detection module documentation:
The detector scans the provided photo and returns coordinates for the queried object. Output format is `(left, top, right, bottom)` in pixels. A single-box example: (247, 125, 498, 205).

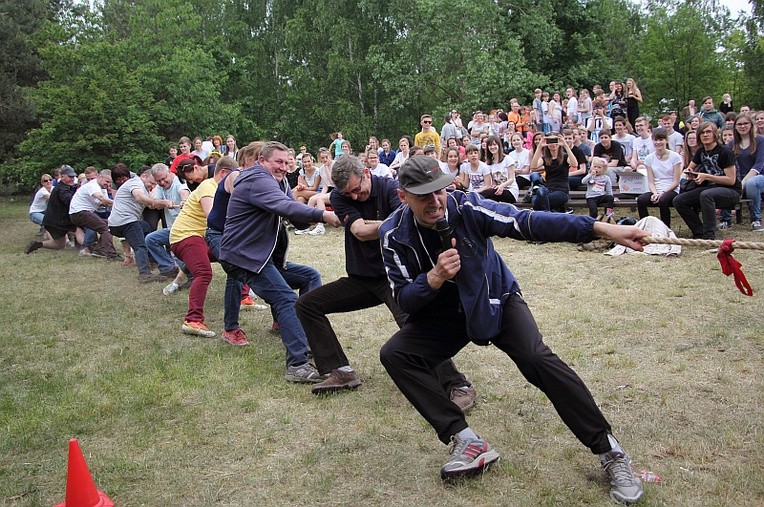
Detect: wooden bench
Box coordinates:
(513, 189, 752, 224)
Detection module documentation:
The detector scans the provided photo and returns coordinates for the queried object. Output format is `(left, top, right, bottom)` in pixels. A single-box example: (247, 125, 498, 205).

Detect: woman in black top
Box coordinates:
(529, 134, 578, 212)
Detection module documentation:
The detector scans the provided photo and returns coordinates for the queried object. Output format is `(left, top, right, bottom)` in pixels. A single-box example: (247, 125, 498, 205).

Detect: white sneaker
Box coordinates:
(309, 223, 325, 236)
(163, 281, 180, 296)
(295, 227, 312, 235)
(751, 220, 763, 231)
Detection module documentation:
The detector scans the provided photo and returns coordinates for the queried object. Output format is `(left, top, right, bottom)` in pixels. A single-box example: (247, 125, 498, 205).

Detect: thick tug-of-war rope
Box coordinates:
(639, 237, 757, 296)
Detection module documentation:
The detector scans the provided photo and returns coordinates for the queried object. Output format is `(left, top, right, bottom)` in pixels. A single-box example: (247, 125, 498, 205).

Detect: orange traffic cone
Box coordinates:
(53, 438, 114, 507)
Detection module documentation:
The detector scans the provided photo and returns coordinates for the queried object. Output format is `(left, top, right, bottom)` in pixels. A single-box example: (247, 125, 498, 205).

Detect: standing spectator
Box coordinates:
(414, 114, 441, 154)
(699, 96, 725, 128)
(330, 132, 345, 159)
(578, 89, 593, 129)
(674, 122, 741, 239)
(25, 165, 78, 254)
(566, 87, 579, 125)
(719, 93, 734, 115)
(624, 78, 642, 129)
(682, 99, 697, 121)
(191, 137, 209, 161)
(637, 129, 682, 226)
(532, 88, 544, 132)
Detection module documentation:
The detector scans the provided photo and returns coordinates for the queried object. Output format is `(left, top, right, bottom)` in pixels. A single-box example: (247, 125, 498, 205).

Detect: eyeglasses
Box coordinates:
(341, 175, 365, 197)
(700, 130, 715, 135)
(42, 178, 52, 182)
(422, 120, 432, 124)
(736, 122, 751, 126)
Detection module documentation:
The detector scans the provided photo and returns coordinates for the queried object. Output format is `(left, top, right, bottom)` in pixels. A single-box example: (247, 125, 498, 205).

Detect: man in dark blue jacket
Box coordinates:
(219, 141, 341, 383)
(378, 156, 648, 504)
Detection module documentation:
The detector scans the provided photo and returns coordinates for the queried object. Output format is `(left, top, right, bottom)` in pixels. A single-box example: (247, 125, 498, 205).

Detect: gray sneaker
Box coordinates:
(311, 369, 361, 394)
(440, 434, 500, 480)
(450, 386, 477, 412)
(751, 220, 763, 231)
(601, 450, 643, 504)
(284, 363, 326, 383)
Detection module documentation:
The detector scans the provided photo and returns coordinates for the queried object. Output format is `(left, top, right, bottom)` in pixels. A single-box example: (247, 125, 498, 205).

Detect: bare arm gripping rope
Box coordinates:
(639, 237, 758, 296)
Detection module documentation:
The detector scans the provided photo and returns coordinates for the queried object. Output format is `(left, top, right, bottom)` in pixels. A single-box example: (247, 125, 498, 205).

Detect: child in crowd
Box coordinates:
(581, 157, 614, 218)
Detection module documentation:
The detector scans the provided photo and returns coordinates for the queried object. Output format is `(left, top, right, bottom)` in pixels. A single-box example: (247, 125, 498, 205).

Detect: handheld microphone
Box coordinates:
(435, 218, 452, 252)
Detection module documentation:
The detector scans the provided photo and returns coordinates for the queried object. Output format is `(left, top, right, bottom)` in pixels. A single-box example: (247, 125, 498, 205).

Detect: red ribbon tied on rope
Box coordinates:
(716, 239, 754, 296)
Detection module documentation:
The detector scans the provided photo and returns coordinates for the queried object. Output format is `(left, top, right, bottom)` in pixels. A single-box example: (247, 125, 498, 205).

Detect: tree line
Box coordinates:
(1, 0, 762, 192)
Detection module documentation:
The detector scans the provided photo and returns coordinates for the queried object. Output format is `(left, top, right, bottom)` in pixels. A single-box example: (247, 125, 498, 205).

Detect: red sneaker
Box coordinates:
(221, 328, 249, 346)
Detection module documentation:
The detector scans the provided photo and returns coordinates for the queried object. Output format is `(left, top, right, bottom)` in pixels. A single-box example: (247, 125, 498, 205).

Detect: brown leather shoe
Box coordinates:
(450, 386, 477, 412)
(311, 369, 361, 394)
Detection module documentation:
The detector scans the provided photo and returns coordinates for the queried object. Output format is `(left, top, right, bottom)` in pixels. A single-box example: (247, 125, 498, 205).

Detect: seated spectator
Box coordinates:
(69, 169, 120, 259)
(631, 117, 655, 168)
(29, 174, 53, 227)
(732, 113, 764, 231)
(378, 138, 396, 167)
(637, 129, 682, 227)
(389, 137, 411, 174)
(674, 122, 741, 239)
(292, 154, 321, 204)
(682, 130, 699, 169)
(612, 117, 636, 161)
(562, 129, 588, 190)
(581, 157, 614, 217)
(108, 163, 175, 283)
(530, 134, 576, 212)
(592, 130, 628, 185)
(458, 144, 491, 192)
(170, 157, 236, 338)
(302, 152, 339, 237)
(506, 133, 534, 189)
(367, 149, 392, 178)
(480, 135, 518, 203)
(25, 165, 79, 254)
(439, 147, 464, 190)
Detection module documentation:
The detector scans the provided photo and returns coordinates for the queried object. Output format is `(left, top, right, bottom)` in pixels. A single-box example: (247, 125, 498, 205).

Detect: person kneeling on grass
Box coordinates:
(219, 141, 342, 383)
(378, 155, 647, 504)
(26, 165, 80, 254)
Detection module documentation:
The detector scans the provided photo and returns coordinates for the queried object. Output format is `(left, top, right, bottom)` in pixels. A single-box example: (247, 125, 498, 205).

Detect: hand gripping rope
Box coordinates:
(640, 237, 758, 296)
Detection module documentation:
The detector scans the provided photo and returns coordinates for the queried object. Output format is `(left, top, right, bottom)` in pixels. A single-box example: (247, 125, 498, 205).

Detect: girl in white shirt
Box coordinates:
(458, 144, 491, 192)
(480, 135, 519, 203)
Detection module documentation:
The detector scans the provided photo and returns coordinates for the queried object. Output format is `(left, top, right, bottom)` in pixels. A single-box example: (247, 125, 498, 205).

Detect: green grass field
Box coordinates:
(1, 197, 762, 506)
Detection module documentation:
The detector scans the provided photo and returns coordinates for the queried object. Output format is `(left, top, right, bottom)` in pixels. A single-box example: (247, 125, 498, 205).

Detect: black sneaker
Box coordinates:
(25, 241, 43, 254)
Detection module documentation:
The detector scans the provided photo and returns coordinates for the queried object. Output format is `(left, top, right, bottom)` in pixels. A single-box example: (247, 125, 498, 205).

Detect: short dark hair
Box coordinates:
(112, 163, 131, 181)
(331, 155, 365, 191)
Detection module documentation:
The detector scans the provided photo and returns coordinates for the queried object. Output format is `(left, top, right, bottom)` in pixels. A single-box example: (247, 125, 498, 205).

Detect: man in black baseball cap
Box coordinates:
(379, 155, 649, 503)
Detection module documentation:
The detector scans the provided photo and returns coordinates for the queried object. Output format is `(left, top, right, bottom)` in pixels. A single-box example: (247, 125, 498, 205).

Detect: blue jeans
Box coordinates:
(146, 228, 183, 275)
(205, 229, 243, 332)
(532, 186, 569, 212)
(29, 212, 45, 225)
(220, 259, 322, 367)
(744, 174, 764, 222)
(110, 221, 152, 275)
